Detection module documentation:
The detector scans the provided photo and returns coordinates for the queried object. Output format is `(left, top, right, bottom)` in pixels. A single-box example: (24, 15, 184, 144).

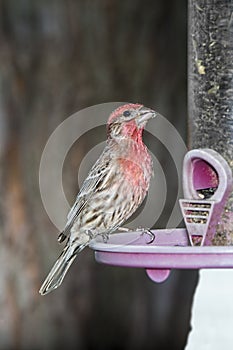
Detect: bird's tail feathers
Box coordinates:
(39, 241, 88, 296)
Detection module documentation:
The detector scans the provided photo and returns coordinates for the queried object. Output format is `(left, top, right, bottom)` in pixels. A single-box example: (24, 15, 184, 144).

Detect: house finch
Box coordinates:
(39, 103, 156, 295)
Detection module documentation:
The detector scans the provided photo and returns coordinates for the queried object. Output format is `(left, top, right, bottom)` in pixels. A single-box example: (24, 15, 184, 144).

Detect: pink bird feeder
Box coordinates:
(90, 148, 233, 283)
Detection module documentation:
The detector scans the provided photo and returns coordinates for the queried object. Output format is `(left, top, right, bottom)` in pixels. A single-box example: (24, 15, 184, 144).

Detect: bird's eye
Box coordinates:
(123, 110, 131, 117)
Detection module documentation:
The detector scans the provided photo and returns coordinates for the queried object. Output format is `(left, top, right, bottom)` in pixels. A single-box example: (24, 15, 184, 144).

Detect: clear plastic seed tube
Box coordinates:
(188, 0, 233, 244)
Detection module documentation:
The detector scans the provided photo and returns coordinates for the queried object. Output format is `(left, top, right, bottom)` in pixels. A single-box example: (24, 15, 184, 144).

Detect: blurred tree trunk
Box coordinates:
(0, 1, 198, 349)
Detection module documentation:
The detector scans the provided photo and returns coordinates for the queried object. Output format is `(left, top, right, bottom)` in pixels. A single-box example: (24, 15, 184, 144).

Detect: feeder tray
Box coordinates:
(90, 229, 233, 283)
(90, 149, 233, 283)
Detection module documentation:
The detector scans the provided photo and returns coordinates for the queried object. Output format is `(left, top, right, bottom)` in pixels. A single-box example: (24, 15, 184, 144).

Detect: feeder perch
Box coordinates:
(179, 148, 232, 246)
(90, 148, 233, 283)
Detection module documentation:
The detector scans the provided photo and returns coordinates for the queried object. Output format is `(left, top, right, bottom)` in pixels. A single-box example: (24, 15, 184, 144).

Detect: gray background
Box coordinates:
(0, 1, 198, 349)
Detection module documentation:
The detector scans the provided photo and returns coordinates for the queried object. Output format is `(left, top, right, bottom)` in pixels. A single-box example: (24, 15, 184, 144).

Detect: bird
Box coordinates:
(39, 103, 156, 295)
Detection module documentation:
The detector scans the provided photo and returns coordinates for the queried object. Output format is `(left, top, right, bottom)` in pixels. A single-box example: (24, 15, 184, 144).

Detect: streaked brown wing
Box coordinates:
(60, 146, 112, 239)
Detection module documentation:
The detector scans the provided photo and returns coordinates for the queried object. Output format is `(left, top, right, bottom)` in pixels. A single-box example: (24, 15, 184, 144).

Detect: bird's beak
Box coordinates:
(136, 106, 156, 127)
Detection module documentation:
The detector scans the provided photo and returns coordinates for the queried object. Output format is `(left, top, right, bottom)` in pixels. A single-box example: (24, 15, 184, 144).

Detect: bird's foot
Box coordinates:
(118, 227, 131, 232)
(101, 233, 109, 244)
(137, 227, 155, 244)
(93, 231, 109, 243)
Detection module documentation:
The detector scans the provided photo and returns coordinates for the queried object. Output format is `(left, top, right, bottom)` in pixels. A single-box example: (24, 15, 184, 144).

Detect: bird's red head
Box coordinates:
(107, 103, 156, 141)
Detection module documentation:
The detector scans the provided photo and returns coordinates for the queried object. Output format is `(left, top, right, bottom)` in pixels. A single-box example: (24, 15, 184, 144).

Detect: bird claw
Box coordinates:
(94, 231, 109, 243)
(101, 234, 109, 243)
(118, 227, 131, 232)
(137, 227, 155, 244)
(118, 227, 155, 244)
(143, 230, 155, 244)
